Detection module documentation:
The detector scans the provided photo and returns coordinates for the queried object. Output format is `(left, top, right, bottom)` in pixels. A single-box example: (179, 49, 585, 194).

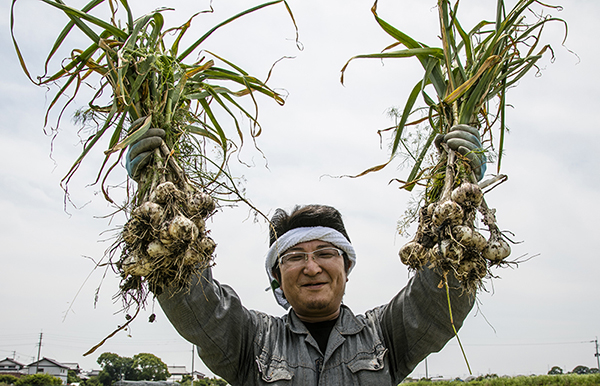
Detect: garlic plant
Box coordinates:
(12, 0, 298, 351)
(342, 0, 566, 291)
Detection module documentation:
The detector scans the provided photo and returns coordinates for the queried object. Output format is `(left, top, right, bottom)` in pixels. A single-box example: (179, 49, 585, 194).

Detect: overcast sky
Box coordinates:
(1, 0, 599, 381)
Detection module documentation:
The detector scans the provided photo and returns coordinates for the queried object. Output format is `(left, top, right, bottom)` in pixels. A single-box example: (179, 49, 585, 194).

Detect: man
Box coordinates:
(127, 125, 484, 385)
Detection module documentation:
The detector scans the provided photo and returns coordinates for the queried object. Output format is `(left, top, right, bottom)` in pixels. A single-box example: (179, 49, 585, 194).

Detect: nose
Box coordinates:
(303, 254, 322, 275)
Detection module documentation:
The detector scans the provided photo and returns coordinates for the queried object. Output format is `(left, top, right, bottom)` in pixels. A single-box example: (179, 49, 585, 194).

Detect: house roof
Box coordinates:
(79, 369, 101, 379)
(26, 357, 69, 369)
(166, 366, 187, 375)
(0, 358, 25, 368)
(61, 363, 81, 371)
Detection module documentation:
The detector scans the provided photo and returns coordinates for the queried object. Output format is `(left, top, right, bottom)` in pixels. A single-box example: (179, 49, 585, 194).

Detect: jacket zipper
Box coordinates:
(315, 357, 323, 383)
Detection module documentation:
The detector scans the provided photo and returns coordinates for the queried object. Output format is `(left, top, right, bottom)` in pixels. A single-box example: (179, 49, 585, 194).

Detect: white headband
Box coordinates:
(265, 226, 356, 309)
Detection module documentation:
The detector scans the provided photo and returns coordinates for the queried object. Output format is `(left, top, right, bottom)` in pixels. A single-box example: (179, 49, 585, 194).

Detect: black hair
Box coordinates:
(269, 204, 351, 246)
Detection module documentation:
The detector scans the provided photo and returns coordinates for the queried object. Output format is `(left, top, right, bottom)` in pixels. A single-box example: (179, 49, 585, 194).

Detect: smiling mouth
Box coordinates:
(303, 282, 327, 288)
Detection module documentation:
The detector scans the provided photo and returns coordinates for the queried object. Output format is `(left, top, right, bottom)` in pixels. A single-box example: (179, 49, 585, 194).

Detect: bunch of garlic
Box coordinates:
(120, 181, 216, 281)
(399, 182, 510, 288)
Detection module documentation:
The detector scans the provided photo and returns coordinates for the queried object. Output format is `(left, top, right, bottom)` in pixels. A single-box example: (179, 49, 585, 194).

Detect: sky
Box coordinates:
(1, 0, 599, 381)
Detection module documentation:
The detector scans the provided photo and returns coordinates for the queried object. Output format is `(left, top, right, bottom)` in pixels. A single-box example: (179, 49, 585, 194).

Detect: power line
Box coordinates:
(0, 349, 32, 357)
(458, 340, 594, 347)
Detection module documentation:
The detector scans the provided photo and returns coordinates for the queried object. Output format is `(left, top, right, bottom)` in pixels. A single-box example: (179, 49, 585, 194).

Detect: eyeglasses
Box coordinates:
(278, 247, 343, 268)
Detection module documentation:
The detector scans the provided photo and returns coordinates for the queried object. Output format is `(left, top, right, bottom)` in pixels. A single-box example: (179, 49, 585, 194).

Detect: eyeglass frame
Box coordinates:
(277, 247, 344, 268)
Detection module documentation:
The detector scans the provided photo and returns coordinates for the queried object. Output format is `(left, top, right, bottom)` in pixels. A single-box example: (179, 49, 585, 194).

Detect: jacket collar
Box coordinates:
(286, 304, 364, 335)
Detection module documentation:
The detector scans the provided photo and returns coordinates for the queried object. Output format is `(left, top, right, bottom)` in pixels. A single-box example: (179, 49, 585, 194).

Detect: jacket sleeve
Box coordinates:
(157, 267, 260, 384)
(377, 267, 475, 383)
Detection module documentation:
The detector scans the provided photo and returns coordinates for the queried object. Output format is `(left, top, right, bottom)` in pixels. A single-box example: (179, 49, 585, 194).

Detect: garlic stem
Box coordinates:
(440, 144, 456, 202)
(478, 174, 508, 191)
(479, 197, 499, 232)
(160, 142, 187, 186)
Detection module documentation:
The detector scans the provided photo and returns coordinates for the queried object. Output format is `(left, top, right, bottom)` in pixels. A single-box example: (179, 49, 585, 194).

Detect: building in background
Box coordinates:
(26, 357, 69, 384)
(0, 358, 26, 377)
(167, 366, 187, 383)
(166, 365, 205, 382)
(62, 363, 81, 376)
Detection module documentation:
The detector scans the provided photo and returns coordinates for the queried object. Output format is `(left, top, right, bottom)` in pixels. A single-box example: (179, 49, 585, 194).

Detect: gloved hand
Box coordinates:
(125, 127, 166, 181)
(435, 124, 486, 181)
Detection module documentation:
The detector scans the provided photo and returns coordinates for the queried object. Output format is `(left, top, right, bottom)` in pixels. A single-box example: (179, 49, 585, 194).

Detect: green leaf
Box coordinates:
(43, 0, 104, 77)
(370, 0, 447, 97)
(16, 0, 298, 215)
(390, 80, 424, 157)
(178, 0, 293, 61)
(199, 99, 229, 160)
(62, 102, 121, 187)
(352, 47, 444, 61)
(118, 0, 133, 31)
(105, 115, 152, 155)
(39, 0, 127, 42)
(403, 130, 437, 192)
(184, 124, 223, 146)
(443, 55, 501, 105)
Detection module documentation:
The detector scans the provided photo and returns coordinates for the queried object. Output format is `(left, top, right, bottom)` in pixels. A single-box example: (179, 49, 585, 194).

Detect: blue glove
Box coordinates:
(125, 128, 166, 181)
(435, 124, 486, 181)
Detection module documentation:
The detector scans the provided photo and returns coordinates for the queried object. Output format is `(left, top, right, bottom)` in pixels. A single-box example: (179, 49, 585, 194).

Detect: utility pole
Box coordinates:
(191, 344, 195, 382)
(594, 337, 599, 371)
(35, 332, 43, 373)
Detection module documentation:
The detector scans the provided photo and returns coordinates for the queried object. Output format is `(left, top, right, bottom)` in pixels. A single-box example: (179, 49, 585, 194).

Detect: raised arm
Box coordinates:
(377, 267, 474, 382)
(157, 267, 263, 384)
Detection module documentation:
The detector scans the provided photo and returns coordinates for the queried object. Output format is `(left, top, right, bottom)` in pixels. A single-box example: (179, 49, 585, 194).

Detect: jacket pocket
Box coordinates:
(256, 356, 294, 383)
(346, 345, 388, 373)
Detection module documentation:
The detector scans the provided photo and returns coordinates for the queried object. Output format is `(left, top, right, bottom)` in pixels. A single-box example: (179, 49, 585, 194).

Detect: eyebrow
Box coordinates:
(286, 242, 334, 252)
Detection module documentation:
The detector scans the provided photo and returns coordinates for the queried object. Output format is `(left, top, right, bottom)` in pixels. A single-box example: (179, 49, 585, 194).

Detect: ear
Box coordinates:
(345, 259, 353, 274)
(272, 267, 282, 288)
(274, 275, 287, 300)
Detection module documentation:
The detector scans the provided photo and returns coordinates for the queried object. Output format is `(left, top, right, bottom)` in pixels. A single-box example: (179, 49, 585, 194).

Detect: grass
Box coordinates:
(404, 374, 600, 386)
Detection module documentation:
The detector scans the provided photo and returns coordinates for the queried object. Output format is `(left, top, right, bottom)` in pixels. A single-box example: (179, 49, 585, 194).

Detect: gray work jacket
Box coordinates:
(158, 267, 474, 386)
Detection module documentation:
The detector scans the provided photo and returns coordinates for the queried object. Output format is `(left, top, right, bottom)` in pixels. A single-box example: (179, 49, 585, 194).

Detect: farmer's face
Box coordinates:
(279, 240, 350, 322)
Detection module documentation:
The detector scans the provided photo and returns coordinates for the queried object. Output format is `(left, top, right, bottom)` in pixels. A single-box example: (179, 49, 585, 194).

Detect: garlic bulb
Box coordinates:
(147, 240, 170, 258)
(452, 225, 487, 251)
(432, 200, 464, 227)
(122, 252, 152, 276)
(133, 201, 164, 226)
(151, 181, 180, 204)
(399, 241, 426, 267)
(160, 215, 198, 245)
(451, 183, 483, 208)
(482, 235, 511, 262)
(187, 191, 216, 216)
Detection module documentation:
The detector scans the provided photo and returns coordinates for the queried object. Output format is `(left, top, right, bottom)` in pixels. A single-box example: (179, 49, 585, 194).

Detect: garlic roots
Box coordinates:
(399, 181, 511, 292)
(118, 181, 217, 294)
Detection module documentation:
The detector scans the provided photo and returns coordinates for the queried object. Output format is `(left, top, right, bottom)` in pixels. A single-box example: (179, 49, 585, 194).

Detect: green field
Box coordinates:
(405, 374, 600, 386)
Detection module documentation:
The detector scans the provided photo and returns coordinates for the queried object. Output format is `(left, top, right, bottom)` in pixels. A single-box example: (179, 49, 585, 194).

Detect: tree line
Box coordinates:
(548, 365, 599, 375)
(0, 352, 226, 386)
